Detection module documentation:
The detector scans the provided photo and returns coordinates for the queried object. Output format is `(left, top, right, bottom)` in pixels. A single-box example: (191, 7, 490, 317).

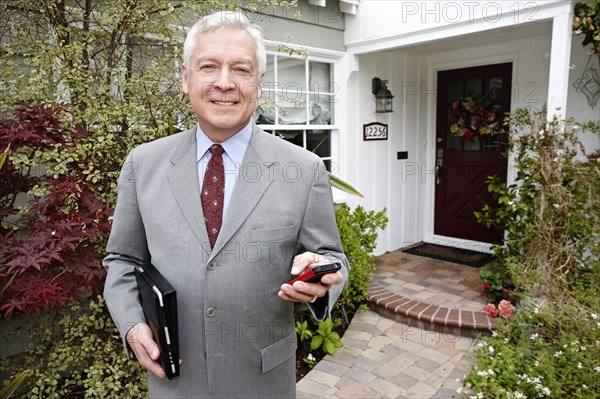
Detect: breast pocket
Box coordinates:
(249, 224, 296, 243)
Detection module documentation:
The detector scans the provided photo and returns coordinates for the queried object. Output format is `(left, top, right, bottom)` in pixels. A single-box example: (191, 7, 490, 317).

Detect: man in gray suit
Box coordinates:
(103, 10, 349, 399)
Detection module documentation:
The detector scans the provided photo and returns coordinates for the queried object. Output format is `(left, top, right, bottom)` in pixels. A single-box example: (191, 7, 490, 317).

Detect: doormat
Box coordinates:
(403, 243, 493, 267)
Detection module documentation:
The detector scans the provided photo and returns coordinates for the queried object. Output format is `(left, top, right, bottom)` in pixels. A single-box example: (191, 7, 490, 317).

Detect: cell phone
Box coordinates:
(287, 262, 342, 285)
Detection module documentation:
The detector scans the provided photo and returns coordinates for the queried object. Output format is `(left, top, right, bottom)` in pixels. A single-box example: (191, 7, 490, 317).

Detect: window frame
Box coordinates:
(257, 41, 344, 172)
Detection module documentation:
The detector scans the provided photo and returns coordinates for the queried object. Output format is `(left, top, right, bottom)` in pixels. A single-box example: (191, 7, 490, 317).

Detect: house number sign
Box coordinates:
(363, 122, 388, 141)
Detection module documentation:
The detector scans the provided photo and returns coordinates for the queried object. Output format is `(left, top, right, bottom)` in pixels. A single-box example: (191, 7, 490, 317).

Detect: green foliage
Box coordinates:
(465, 108, 600, 397)
(474, 109, 599, 301)
(0, 296, 146, 399)
(295, 320, 313, 342)
(479, 261, 514, 304)
(0, 0, 294, 206)
(573, 0, 600, 53)
(463, 308, 600, 398)
(334, 204, 388, 313)
(309, 319, 343, 356)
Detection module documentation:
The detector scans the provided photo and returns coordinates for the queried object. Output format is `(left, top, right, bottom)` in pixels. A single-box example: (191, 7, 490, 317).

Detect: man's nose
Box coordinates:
(214, 68, 236, 91)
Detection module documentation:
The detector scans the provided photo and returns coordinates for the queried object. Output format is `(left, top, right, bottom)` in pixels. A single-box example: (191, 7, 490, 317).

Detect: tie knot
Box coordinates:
(209, 144, 224, 156)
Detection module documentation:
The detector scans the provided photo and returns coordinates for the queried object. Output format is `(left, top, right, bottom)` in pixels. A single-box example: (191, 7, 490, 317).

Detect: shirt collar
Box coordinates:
(196, 121, 253, 165)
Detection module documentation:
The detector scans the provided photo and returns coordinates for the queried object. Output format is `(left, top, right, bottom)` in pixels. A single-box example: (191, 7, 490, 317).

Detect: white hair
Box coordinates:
(183, 10, 266, 77)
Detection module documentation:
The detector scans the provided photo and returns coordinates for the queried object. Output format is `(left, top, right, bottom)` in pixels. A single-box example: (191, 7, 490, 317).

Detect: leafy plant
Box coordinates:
(465, 108, 600, 397)
(334, 204, 388, 313)
(479, 261, 514, 303)
(0, 104, 112, 317)
(295, 320, 313, 342)
(0, 296, 147, 399)
(310, 318, 343, 356)
(573, 0, 600, 54)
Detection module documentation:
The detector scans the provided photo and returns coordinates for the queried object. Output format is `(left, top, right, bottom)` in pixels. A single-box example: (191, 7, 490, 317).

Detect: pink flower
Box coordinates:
(485, 303, 499, 317)
(459, 128, 473, 141)
(487, 112, 496, 122)
(498, 300, 514, 318)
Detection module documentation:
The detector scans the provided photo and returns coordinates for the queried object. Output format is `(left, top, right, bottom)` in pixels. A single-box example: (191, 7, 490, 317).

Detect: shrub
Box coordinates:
(0, 104, 112, 317)
(465, 109, 600, 397)
(463, 308, 600, 399)
(334, 203, 388, 313)
(0, 296, 147, 399)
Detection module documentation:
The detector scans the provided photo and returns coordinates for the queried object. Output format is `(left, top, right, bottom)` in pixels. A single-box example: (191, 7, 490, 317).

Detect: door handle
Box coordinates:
(436, 165, 441, 184)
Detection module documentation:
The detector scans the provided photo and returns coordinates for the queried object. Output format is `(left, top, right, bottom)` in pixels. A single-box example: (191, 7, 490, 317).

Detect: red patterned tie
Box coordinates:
(202, 144, 225, 248)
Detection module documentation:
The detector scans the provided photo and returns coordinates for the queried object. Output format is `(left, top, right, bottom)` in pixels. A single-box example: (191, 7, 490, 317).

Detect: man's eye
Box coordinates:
(200, 65, 217, 72)
(234, 67, 251, 76)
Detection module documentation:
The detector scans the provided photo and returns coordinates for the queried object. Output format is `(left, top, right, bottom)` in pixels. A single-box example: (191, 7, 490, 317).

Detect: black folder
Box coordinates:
(134, 263, 180, 379)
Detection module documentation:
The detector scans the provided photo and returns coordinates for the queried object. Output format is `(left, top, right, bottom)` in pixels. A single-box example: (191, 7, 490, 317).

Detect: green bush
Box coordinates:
(334, 203, 388, 313)
(0, 296, 146, 398)
(465, 108, 600, 398)
(463, 308, 600, 399)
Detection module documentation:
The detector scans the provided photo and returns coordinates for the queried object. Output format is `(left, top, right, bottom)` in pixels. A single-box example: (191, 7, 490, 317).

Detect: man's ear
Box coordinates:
(182, 64, 189, 95)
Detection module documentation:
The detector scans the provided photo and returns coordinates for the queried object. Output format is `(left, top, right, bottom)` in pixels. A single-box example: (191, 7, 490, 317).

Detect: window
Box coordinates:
(255, 49, 340, 172)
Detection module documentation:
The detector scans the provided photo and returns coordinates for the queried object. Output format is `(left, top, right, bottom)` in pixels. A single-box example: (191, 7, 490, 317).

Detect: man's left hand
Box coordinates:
(277, 252, 343, 303)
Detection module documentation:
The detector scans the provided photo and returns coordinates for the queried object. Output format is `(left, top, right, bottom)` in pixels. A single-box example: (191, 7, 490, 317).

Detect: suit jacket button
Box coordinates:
(206, 308, 216, 317)
(207, 261, 216, 270)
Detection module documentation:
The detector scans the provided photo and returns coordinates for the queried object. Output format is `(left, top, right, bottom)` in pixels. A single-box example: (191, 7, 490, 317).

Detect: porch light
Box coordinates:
(372, 77, 394, 113)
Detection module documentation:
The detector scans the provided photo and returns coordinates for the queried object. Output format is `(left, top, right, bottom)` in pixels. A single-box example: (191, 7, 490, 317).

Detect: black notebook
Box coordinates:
(134, 263, 180, 379)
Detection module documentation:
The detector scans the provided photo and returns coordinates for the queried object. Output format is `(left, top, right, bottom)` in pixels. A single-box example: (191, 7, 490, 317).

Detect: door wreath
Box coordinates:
(448, 96, 499, 142)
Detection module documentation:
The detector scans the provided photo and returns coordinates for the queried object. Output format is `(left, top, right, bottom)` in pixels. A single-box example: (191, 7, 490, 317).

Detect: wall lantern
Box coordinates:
(372, 77, 394, 113)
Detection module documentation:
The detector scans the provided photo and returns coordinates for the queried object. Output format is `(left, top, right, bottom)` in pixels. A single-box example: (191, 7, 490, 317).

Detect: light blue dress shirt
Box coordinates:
(196, 121, 252, 220)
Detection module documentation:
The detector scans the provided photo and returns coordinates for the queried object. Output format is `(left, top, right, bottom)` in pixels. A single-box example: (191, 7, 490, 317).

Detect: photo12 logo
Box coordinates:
(400, 2, 540, 24)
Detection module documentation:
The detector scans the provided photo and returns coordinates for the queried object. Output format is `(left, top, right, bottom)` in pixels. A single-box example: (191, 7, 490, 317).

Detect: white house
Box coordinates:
(250, 0, 599, 256)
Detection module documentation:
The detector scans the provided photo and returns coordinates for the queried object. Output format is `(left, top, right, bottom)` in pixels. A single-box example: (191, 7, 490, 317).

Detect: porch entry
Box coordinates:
(434, 63, 512, 244)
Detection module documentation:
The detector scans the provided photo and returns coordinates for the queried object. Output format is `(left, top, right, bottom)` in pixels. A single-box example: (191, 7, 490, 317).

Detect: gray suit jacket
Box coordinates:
(103, 125, 349, 398)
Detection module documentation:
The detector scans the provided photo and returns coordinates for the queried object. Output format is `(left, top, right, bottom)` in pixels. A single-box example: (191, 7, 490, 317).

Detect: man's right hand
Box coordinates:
(126, 323, 166, 379)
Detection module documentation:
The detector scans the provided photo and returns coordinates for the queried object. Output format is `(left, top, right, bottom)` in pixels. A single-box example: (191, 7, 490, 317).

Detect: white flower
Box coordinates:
(538, 129, 545, 137)
(489, 346, 495, 354)
(595, 366, 600, 372)
(530, 333, 539, 340)
(554, 350, 562, 358)
(583, 384, 588, 389)
(553, 203, 560, 208)
(592, 313, 598, 320)
(456, 387, 463, 394)
(578, 362, 583, 369)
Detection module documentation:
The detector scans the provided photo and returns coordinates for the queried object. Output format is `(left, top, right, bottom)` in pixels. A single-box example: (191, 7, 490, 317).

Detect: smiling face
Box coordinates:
(182, 26, 262, 142)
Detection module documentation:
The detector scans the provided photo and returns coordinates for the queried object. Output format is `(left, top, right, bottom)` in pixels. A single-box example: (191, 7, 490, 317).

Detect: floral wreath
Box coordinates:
(448, 96, 499, 142)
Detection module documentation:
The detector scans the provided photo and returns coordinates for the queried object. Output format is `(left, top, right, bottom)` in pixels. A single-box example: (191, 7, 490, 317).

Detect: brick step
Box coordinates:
(368, 283, 496, 338)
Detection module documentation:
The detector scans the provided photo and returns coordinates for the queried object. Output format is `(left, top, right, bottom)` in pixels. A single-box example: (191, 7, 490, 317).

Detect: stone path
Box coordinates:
(297, 249, 487, 398)
(296, 310, 477, 398)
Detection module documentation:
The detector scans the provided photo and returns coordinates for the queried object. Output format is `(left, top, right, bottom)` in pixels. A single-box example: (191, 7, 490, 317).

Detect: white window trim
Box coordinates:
(259, 40, 345, 187)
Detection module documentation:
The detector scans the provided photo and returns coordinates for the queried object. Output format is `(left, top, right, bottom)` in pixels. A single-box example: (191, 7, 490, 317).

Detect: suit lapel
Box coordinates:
(210, 126, 275, 260)
(167, 127, 211, 254)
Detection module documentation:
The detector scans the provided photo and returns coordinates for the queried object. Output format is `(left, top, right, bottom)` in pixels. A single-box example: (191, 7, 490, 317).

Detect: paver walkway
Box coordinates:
(296, 310, 477, 398)
(297, 249, 487, 398)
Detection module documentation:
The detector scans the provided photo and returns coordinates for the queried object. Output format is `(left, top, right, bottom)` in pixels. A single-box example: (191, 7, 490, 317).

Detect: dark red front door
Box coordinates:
(434, 63, 512, 244)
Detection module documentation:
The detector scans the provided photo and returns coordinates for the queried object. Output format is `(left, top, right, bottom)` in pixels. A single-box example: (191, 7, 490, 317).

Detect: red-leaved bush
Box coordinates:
(0, 104, 112, 317)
